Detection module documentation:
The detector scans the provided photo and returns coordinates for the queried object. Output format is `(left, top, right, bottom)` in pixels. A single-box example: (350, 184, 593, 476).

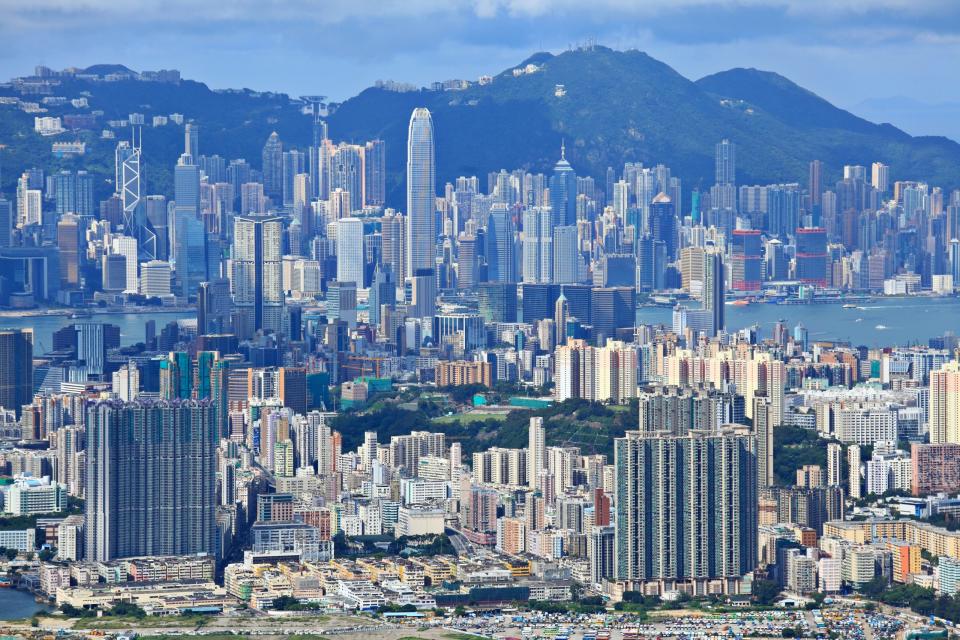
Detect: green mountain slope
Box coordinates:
(3, 48, 959, 208)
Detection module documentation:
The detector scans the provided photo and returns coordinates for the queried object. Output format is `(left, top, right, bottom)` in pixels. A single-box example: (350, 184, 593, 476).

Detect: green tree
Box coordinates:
(753, 579, 782, 606)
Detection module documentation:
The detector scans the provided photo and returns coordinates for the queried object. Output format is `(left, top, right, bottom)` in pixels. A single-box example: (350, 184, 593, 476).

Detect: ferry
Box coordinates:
(728, 299, 750, 307)
(842, 303, 858, 309)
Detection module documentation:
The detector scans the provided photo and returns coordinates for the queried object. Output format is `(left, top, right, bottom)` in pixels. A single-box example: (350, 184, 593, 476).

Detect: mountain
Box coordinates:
(329, 48, 960, 202)
(3, 47, 960, 206)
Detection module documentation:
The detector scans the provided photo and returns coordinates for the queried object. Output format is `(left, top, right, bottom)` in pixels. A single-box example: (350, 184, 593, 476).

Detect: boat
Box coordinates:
(875, 324, 888, 330)
(730, 299, 750, 307)
(0, 577, 12, 587)
(842, 303, 858, 309)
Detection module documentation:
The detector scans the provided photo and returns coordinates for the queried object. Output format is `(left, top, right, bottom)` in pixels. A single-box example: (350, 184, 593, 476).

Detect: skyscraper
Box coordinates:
(0, 329, 32, 417)
(487, 206, 516, 283)
(184, 123, 199, 160)
(406, 108, 435, 278)
(930, 362, 960, 444)
(715, 139, 736, 185)
(364, 139, 386, 207)
(232, 215, 285, 337)
(549, 143, 577, 226)
(649, 192, 676, 261)
(528, 417, 546, 491)
(522, 206, 553, 284)
(85, 399, 218, 561)
(261, 132, 283, 202)
(614, 426, 757, 594)
(336, 217, 365, 288)
(703, 250, 725, 336)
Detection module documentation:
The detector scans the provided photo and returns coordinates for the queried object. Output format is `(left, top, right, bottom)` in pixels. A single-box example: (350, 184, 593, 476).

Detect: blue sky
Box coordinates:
(3, 0, 960, 138)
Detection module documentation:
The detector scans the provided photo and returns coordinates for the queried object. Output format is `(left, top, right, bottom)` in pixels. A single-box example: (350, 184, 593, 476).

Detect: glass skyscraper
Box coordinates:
(406, 108, 435, 278)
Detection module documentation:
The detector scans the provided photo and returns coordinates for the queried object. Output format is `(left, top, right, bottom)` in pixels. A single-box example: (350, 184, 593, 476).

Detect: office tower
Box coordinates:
(336, 217, 365, 288)
(144, 196, 169, 260)
(329, 144, 363, 212)
(197, 278, 232, 335)
(754, 396, 774, 490)
(0, 198, 12, 247)
(549, 143, 577, 226)
(85, 400, 218, 561)
(369, 265, 396, 326)
(54, 170, 94, 217)
(703, 250, 725, 336)
(487, 206, 515, 283)
(456, 234, 479, 289)
(364, 139, 386, 207)
(407, 268, 436, 319)
(477, 282, 517, 323)
(730, 230, 762, 291)
(232, 215, 285, 337)
(649, 192, 676, 261)
(930, 362, 960, 444)
(139, 260, 172, 297)
(795, 227, 828, 287)
(809, 160, 823, 209)
(174, 154, 201, 215)
(590, 287, 635, 346)
(552, 225, 578, 284)
(848, 445, 862, 500)
(282, 149, 305, 207)
(406, 108, 435, 277)
(715, 139, 736, 185)
(111, 235, 138, 293)
(184, 123, 199, 159)
(528, 417, 546, 490)
(614, 427, 757, 593)
(522, 206, 553, 284)
(261, 132, 283, 201)
(871, 162, 889, 195)
(57, 213, 81, 289)
(0, 329, 32, 417)
(172, 208, 205, 298)
(327, 280, 357, 327)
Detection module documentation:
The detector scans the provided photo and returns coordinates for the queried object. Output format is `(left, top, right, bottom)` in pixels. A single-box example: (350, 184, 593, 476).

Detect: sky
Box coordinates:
(2, 0, 960, 138)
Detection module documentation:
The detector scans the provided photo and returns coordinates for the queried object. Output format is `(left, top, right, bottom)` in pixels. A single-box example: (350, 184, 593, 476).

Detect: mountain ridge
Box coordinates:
(3, 47, 959, 206)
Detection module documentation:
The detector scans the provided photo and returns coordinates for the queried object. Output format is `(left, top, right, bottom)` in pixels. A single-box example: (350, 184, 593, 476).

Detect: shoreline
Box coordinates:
(0, 307, 195, 319)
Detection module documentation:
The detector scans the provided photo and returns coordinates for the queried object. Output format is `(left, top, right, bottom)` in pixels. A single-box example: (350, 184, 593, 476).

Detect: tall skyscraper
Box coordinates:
(232, 215, 285, 337)
(522, 206, 553, 284)
(715, 139, 736, 185)
(184, 123, 199, 160)
(364, 139, 386, 207)
(85, 400, 218, 561)
(406, 108, 435, 278)
(336, 217, 365, 288)
(528, 417, 546, 491)
(871, 162, 889, 195)
(614, 426, 757, 593)
(487, 206, 516, 283)
(703, 250, 725, 336)
(549, 143, 578, 226)
(0, 329, 32, 417)
(552, 225, 578, 284)
(649, 192, 676, 261)
(261, 132, 283, 202)
(930, 362, 960, 444)
(754, 396, 774, 490)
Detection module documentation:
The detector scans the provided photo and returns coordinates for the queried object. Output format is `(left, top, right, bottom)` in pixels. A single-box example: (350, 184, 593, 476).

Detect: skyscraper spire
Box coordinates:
(560, 139, 566, 161)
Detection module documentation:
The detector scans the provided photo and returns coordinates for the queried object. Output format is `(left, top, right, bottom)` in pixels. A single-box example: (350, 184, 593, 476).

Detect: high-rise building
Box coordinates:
(487, 206, 515, 283)
(232, 215, 285, 336)
(754, 396, 774, 490)
(795, 227, 829, 287)
(57, 213, 81, 289)
(522, 206, 553, 284)
(552, 225, 578, 284)
(0, 329, 32, 417)
(703, 250, 725, 336)
(184, 123, 199, 160)
(649, 192, 676, 261)
(528, 417, 546, 491)
(406, 108, 435, 277)
(871, 162, 889, 195)
(336, 217, 365, 288)
(364, 140, 386, 207)
(614, 426, 757, 594)
(730, 230, 762, 291)
(549, 143, 577, 226)
(261, 132, 283, 201)
(84, 400, 218, 561)
(930, 362, 960, 444)
(715, 139, 736, 185)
